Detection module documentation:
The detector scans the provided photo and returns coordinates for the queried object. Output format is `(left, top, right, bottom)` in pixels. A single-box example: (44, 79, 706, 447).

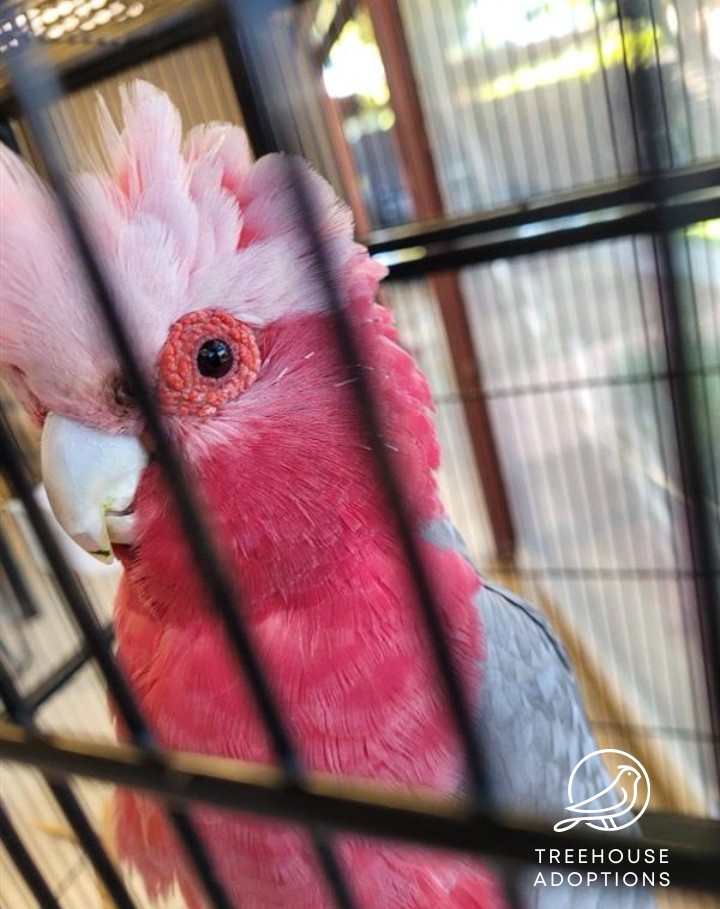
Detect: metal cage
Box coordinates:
(0, 1, 718, 907)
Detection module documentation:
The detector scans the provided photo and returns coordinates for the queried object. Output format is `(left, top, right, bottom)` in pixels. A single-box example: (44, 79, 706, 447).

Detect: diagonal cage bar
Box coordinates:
(0, 799, 63, 909)
(219, 3, 525, 905)
(223, 0, 496, 808)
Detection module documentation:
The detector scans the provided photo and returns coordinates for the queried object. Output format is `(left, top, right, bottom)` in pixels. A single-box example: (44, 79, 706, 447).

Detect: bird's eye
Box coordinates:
(157, 310, 261, 418)
(197, 339, 234, 378)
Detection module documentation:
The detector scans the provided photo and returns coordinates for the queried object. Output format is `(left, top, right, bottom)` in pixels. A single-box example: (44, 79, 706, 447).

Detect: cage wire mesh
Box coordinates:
(0, 0, 719, 908)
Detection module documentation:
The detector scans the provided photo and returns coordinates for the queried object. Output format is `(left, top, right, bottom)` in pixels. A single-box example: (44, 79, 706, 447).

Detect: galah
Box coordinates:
(0, 81, 651, 909)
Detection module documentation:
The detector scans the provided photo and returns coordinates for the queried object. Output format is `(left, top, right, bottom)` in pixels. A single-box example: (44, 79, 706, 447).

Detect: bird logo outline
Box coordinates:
(553, 749, 651, 833)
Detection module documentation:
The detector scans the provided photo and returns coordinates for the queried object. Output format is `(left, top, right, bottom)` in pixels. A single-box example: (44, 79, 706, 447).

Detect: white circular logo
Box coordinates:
(554, 749, 650, 833)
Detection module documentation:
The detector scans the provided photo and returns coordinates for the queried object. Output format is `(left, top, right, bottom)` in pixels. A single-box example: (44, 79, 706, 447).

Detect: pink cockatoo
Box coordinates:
(0, 80, 502, 909)
(1, 82, 649, 909)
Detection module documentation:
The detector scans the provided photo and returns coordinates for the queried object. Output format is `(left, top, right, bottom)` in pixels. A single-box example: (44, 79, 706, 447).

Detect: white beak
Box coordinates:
(41, 413, 148, 563)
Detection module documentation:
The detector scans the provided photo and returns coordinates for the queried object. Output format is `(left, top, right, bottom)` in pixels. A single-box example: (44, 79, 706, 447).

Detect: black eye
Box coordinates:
(197, 339, 234, 378)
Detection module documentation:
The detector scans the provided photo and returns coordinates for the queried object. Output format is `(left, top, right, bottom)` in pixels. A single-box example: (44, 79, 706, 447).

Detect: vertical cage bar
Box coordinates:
(616, 0, 720, 789)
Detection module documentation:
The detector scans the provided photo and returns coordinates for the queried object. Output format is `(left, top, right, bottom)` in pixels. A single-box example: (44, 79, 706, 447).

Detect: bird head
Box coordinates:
(0, 82, 440, 586)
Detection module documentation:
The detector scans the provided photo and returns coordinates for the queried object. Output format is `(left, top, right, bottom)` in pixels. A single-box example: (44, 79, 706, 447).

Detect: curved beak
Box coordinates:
(41, 413, 148, 563)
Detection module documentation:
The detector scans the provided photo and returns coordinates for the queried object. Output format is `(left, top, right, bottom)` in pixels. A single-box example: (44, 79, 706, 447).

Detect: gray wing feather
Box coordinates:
(476, 580, 602, 819)
(420, 517, 655, 908)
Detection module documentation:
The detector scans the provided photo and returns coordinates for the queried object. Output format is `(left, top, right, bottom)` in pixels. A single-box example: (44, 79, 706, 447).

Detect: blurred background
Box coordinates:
(0, 0, 718, 906)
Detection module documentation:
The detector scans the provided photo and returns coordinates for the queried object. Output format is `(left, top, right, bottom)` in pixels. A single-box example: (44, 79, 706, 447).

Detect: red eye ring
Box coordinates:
(157, 310, 261, 418)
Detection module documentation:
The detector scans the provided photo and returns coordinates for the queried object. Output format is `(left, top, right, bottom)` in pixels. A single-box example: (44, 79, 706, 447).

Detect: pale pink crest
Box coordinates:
(0, 80, 379, 428)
